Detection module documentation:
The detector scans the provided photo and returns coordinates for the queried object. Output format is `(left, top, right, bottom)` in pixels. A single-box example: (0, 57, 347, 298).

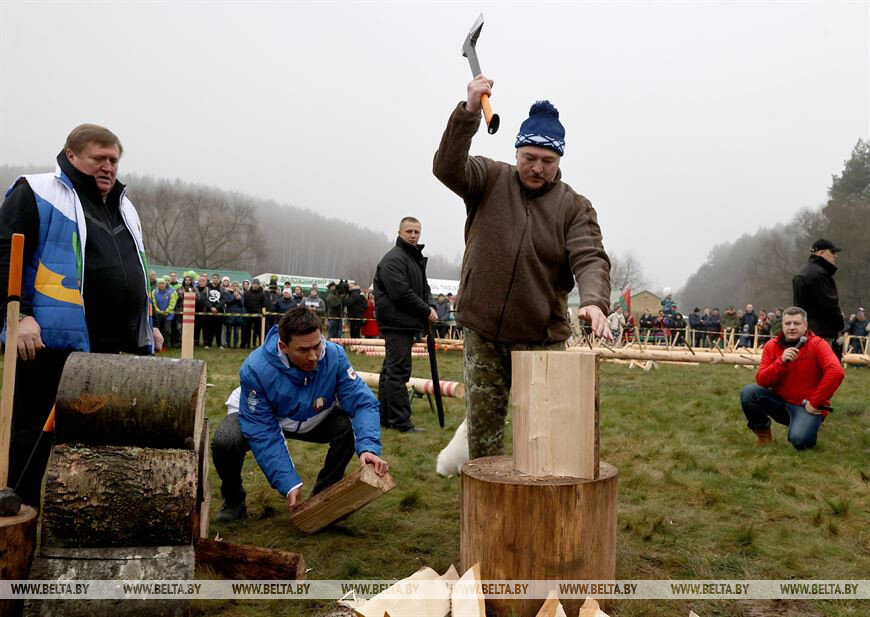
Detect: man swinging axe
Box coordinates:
(433, 16, 612, 459)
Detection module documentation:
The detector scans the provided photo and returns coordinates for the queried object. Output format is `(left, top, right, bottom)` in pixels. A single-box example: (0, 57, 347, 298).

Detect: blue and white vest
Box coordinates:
(3, 165, 153, 353)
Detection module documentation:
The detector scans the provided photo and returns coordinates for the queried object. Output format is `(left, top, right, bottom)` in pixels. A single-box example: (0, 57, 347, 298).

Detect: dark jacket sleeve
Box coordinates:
(0, 181, 40, 316)
(567, 196, 611, 316)
(432, 103, 491, 210)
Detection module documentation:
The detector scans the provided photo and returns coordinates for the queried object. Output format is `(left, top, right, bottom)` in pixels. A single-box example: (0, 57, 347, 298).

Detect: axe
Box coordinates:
(462, 13, 500, 134)
(0, 233, 25, 516)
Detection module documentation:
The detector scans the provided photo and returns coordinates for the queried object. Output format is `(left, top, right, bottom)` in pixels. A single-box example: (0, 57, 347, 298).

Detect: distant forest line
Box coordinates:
(3, 139, 868, 312)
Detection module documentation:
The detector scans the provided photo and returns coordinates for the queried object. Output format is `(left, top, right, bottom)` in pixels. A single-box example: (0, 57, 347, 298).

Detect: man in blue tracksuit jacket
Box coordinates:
(211, 306, 388, 521)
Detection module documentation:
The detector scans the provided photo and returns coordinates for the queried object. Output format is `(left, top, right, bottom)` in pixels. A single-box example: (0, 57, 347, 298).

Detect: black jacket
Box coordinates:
(793, 255, 844, 338)
(373, 238, 432, 332)
(243, 286, 267, 314)
(344, 289, 368, 320)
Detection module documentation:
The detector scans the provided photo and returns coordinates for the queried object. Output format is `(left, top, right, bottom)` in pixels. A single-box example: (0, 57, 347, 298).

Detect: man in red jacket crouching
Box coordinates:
(740, 306, 845, 449)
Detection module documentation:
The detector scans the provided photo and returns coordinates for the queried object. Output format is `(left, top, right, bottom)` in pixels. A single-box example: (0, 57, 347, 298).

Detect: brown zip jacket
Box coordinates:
(433, 102, 611, 344)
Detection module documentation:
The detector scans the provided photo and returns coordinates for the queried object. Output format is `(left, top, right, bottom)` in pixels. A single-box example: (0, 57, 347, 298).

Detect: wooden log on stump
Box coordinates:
(195, 538, 305, 580)
(512, 351, 598, 479)
(25, 545, 194, 617)
(41, 445, 196, 548)
(0, 505, 38, 617)
(462, 350, 618, 616)
(461, 457, 618, 617)
(54, 353, 207, 450)
(289, 464, 396, 533)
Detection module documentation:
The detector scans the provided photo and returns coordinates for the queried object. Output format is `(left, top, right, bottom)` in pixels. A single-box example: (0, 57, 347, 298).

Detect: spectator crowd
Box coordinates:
(147, 270, 460, 351)
(603, 290, 868, 354)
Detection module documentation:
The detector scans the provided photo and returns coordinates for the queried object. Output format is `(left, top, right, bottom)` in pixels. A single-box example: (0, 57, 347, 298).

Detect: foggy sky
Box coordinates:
(1, 1, 867, 290)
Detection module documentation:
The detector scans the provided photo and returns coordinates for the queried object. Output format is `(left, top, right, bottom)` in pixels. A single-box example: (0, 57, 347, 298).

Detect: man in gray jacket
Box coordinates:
(433, 75, 612, 458)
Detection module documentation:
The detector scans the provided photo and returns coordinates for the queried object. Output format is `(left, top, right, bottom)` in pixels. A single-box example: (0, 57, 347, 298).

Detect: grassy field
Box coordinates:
(23, 345, 869, 616)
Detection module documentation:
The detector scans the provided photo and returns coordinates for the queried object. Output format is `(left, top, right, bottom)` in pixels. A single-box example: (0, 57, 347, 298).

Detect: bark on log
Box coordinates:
(55, 353, 206, 450)
(195, 539, 305, 580)
(0, 505, 38, 617)
(25, 546, 194, 617)
(290, 464, 396, 533)
(461, 456, 618, 616)
(41, 445, 196, 548)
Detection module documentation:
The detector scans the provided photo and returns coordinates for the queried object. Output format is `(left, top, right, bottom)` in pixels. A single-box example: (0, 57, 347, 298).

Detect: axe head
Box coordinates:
(461, 13, 485, 77)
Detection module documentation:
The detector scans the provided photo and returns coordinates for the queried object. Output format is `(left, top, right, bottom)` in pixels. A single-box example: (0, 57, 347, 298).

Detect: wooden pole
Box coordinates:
(181, 291, 195, 359)
(356, 371, 465, 399)
(511, 351, 598, 479)
(261, 308, 267, 343)
(0, 233, 24, 490)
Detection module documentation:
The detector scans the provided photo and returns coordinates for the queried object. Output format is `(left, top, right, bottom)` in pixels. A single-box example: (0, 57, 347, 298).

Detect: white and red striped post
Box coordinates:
(181, 292, 196, 359)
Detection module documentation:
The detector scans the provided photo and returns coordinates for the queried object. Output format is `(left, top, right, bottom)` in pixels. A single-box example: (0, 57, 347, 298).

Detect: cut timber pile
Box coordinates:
(25, 546, 194, 617)
(568, 344, 870, 367)
(356, 371, 466, 399)
(290, 463, 396, 533)
(26, 353, 208, 617)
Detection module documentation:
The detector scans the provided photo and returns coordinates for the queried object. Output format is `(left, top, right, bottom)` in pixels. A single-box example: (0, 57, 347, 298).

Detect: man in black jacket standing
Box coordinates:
(373, 217, 437, 433)
(793, 239, 845, 358)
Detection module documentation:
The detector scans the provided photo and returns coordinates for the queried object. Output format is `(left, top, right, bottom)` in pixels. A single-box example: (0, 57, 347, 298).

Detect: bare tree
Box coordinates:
(609, 251, 649, 292)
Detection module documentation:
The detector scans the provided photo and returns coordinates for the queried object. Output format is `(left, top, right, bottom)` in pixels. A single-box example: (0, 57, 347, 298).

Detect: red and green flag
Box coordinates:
(619, 284, 631, 315)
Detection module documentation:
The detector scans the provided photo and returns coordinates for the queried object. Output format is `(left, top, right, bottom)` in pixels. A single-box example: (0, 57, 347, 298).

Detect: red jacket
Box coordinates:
(756, 332, 845, 414)
(360, 300, 379, 338)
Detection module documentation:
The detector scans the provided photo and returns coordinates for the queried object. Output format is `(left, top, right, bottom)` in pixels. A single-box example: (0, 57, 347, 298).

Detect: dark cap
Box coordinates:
(811, 238, 842, 253)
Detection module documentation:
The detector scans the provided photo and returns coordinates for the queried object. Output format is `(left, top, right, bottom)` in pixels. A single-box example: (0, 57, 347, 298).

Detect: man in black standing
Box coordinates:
(793, 239, 845, 358)
(373, 217, 437, 433)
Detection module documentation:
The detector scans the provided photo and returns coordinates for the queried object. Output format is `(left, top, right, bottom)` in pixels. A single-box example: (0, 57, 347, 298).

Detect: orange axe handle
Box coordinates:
(0, 233, 26, 487)
(480, 93, 500, 135)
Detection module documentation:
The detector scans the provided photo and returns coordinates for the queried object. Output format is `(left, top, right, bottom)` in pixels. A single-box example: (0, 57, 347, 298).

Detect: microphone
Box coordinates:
(795, 335, 808, 350)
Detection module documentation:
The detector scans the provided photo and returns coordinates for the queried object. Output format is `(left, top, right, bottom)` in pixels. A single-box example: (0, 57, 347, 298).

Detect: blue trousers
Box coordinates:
(740, 384, 825, 450)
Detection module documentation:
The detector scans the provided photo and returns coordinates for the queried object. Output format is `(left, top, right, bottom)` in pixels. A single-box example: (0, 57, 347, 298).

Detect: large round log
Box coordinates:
(0, 505, 38, 617)
(55, 353, 206, 450)
(41, 445, 196, 548)
(461, 456, 618, 616)
(25, 545, 194, 617)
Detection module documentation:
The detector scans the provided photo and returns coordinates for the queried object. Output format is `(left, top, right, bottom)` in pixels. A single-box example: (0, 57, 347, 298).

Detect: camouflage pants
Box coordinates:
(464, 329, 565, 459)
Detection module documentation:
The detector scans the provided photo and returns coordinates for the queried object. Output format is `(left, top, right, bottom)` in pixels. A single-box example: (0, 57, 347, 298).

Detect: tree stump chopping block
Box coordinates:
(460, 456, 618, 616)
(25, 545, 194, 617)
(41, 445, 196, 548)
(0, 505, 38, 617)
(54, 353, 206, 450)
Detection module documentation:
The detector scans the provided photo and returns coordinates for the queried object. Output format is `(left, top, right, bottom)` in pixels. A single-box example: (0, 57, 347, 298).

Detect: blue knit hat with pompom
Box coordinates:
(514, 101, 565, 156)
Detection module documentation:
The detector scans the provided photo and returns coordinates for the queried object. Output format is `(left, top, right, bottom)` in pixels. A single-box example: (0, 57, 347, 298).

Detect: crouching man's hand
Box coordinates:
(360, 451, 389, 475)
(287, 487, 303, 511)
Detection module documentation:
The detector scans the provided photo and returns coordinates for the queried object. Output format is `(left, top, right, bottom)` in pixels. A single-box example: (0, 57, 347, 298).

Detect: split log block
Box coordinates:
(55, 353, 207, 450)
(512, 351, 598, 479)
(41, 445, 196, 548)
(290, 464, 396, 533)
(195, 538, 305, 580)
(461, 456, 618, 617)
(0, 505, 38, 617)
(25, 545, 194, 617)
